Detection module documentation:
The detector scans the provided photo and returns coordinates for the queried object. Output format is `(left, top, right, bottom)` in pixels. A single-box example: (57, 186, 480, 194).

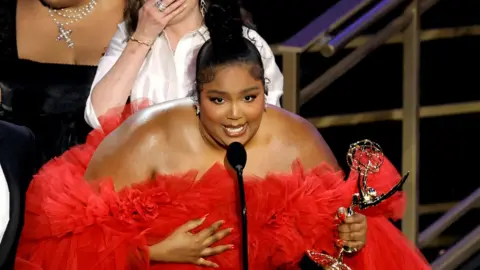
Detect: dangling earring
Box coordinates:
(200, 0, 207, 17)
(195, 104, 200, 115)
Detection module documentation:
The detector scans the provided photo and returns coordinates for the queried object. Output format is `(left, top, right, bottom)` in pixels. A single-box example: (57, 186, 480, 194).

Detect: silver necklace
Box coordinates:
(47, 0, 97, 48)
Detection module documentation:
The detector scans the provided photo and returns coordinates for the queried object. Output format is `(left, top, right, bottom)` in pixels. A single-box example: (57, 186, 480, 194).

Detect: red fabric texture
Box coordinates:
(15, 103, 430, 269)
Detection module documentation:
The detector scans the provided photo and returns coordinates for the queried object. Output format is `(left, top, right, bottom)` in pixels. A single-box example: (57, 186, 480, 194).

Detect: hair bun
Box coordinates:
(204, 0, 245, 54)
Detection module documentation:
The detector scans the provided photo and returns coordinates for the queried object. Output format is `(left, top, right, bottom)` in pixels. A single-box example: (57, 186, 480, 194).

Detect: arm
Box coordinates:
(86, 0, 189, 129)
(245, 28, 284, 107)
(85, 22, 151, 129)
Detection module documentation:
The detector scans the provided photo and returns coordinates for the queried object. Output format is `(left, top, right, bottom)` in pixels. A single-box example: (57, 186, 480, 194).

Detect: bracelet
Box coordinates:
(129, 36, 153, 47)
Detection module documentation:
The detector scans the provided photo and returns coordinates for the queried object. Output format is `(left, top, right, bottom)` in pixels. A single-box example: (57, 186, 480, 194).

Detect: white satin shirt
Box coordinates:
(0, 165, 9, 244)
(85, 22, 284, 128)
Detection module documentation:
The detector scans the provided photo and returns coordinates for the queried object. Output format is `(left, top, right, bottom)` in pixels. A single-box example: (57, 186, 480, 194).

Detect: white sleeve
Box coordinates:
(0, 165, 9, 244)
(244, 28, 284, 107)
(84, 22, 129, 129)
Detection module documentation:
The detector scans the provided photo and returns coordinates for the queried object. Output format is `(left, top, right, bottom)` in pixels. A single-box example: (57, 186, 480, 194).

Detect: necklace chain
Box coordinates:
(47, 0, 97, 48)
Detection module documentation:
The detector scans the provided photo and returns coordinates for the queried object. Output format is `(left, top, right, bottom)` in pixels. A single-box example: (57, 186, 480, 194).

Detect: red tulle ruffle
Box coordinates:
(15, 101, 430, 270)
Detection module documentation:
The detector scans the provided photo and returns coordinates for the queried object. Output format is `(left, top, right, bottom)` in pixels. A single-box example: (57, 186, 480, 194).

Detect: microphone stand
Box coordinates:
(234, 165, 249, 270)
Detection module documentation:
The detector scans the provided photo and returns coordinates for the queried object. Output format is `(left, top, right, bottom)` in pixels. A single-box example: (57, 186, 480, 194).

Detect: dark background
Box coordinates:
(243, 0, 480, 264)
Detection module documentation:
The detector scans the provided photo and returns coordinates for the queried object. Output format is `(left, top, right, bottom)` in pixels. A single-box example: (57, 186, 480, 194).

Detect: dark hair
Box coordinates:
(124, 0, 256, 37)
(194, 0, 265, 97)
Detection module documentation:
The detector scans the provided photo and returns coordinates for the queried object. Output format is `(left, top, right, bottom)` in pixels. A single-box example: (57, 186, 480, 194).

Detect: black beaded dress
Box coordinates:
(0, 0, 95, 168)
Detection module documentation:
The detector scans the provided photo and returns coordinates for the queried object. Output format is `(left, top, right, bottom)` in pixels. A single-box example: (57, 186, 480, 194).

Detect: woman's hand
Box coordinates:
(149, 216, 234, 267)
(134, 0, 187, 43)
(336, 207, 367, 251)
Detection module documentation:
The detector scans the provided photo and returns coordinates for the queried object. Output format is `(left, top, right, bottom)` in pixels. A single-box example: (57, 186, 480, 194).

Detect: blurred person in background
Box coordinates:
(0, 0, 124, 167)
(0, 121, 35, 270)
(84, 0, 283, 129)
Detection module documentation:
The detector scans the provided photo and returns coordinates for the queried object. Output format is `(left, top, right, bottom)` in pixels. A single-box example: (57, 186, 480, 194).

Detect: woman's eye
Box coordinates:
(244, 95, 257, 102)
(209, 97, 225, 104)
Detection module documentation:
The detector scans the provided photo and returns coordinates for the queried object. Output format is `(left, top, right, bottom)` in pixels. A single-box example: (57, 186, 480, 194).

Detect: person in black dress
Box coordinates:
(0, 0, 124, 168)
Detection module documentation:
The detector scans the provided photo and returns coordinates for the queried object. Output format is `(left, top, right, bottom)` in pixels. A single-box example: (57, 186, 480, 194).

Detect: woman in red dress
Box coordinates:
(15, 0, 431, 269)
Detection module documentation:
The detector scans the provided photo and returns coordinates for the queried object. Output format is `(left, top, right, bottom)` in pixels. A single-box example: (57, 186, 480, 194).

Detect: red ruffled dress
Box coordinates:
(15, 105, 431, 270)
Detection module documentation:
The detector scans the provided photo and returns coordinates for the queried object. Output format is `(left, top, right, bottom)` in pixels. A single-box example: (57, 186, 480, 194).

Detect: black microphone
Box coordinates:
(227, 142, 247, 171)
(226, 142, 248, 270)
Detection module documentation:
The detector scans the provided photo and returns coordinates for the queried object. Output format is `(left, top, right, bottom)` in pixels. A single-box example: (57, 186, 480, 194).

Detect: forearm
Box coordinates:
(90, 40, 151, 118)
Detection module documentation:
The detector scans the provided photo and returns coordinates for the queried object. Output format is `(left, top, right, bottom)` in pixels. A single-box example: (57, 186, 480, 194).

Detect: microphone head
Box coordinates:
(226, 142, 247, 171)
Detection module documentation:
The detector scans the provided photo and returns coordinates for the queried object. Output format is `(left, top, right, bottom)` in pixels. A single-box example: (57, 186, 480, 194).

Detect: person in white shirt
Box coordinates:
(0, 165, 8, 245)
(85, 0, 283, 129)
(0, 121, 36, 270)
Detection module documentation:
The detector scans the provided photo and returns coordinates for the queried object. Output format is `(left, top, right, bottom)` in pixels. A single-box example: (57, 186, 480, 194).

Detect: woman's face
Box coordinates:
(167, 0, 202, 25)
(199, 63, 265, 148)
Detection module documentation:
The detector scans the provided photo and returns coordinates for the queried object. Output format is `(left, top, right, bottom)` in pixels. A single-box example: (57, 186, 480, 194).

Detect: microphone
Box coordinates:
(227, 142, 247, 171)
(226, 142, 248, 270)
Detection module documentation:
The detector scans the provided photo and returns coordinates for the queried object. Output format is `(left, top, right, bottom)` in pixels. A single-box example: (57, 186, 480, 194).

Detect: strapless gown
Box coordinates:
(15, 105, 431, 270)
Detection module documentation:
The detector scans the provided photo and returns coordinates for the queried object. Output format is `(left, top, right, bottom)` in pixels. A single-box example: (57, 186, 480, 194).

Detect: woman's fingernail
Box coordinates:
(334, 217, 342, 225)
(335, 239, 345, 247)
(228, 244, 235, 249)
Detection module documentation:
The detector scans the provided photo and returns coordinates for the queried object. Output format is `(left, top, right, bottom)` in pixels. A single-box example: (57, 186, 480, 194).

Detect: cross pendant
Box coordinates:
(56, 25, 74, 48)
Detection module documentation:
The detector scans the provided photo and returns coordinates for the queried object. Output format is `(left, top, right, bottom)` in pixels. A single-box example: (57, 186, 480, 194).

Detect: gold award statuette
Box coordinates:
(306, 139, 410, 270)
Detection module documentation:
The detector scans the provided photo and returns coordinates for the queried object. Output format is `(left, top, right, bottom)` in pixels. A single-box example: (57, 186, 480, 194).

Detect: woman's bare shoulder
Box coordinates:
(265, 106, 340, 170)
(105, 98, 195, 142)
(264, 105, 317, 141)
(85, 100, 196, 181)
(97, 100, 193, 147)
(122, 98, 195, 131)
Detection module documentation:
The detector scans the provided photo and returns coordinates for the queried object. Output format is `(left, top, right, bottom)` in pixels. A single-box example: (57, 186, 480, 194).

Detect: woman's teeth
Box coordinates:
(223, 125, 246, 136)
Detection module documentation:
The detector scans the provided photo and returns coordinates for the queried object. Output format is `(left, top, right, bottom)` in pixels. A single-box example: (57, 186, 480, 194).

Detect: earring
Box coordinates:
(196, 104, 200, 115)
(200, 0, 207, 17)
